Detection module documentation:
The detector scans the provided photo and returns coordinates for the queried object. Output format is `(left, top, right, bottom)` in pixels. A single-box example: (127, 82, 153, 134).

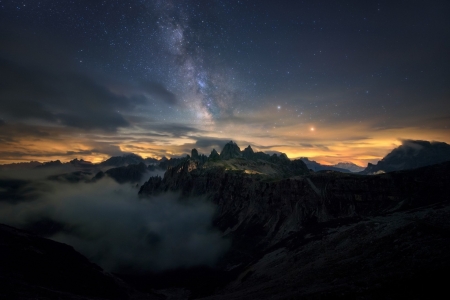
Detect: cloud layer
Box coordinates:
(0, 174, 229, 273)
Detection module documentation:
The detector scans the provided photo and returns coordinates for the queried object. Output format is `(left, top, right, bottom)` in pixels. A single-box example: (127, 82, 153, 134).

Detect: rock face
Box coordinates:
(0, 223, 159, 300)
(141, 160, 450, 251)
(361, 140, 450, 174)
(138, 150, 450, 299)
(220, 141, 242, 160)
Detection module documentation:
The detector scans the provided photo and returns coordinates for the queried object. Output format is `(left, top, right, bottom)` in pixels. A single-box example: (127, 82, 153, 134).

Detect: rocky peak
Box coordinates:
(209, 149, 220, 161)
(279, 153, 289, 160)
(191, 148, 199, 160)
(220, 141, 242, 160)
(242, 145, 255, 159)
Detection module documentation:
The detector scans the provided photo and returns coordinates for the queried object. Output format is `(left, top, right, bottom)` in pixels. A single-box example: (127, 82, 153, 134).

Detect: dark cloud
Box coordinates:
(137, 123, 204, 138)
(66, 150, 94, 156)
(100, 79, 178, 106)
(0, 27, 176, 133)
(0, 119, 5, 126)
(194, 137, 231, 149)
(141, 82, 177, 105)
(251, 144, 292, 150)
(0, 58, 134, 131)
(0, 123, 52, 139)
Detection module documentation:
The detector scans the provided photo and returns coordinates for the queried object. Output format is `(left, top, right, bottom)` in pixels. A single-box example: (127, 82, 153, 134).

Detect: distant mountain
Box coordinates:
(361, 140, 450, 174)
(0, 161, 42, 170)
(143, 157, 159, 165)
(34, 160, 63, 169)
(334, 162, 365, 173)
(99, 154, 144, 167)
(69, 158, 94, 168)
(300, 158, 351, 173)
(158, 157, 186, 170)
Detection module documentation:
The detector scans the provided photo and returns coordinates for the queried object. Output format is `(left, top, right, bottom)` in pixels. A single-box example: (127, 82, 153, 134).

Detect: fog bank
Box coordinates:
(0, 176, 229, 272)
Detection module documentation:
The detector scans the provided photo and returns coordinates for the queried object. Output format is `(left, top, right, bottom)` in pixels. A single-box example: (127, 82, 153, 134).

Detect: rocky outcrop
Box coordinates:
(209, 149, 220, 161)
(241, 145, 255, 159)
(220, 141, 242, 160)
(241, 146, 291, 164)
(191, 148, 199, 160)
(361, 140, 450, 174)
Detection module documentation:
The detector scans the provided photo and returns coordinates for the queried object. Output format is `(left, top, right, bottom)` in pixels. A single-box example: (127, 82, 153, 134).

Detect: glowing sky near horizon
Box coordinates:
(0, 0, 449, 166)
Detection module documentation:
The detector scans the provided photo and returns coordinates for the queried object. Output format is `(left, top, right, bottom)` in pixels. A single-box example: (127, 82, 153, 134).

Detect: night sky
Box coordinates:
(1, 0, 449, 166)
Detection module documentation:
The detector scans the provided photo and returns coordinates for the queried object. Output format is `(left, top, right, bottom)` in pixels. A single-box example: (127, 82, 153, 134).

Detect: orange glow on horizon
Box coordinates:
(1, 117, 449, 166)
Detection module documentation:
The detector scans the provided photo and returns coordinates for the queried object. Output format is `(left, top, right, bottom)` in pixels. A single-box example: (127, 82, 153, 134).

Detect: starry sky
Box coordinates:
(0, 0, 449, 166)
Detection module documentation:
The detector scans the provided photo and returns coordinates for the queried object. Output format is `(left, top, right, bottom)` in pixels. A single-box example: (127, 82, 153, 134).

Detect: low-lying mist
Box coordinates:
(0, 171, 229, 273)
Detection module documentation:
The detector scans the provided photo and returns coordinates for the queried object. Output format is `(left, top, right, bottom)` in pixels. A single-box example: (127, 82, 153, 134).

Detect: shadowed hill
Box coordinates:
(361, 140, 450, 174)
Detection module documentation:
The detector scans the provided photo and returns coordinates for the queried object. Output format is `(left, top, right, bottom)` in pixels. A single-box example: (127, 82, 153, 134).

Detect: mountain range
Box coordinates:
(2, 140, 449, 176)
(1, 140, 450, 299)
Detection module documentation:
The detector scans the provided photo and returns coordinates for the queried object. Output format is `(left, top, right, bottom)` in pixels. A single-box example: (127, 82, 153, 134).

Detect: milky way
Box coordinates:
(0, 0, 449, 165)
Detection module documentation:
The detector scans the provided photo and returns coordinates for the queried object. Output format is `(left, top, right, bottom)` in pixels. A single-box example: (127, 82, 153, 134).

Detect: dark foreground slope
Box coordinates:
(201, 201, 450, 300)
(0, 224, 160, 300)
(138, 160, 450, 299)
